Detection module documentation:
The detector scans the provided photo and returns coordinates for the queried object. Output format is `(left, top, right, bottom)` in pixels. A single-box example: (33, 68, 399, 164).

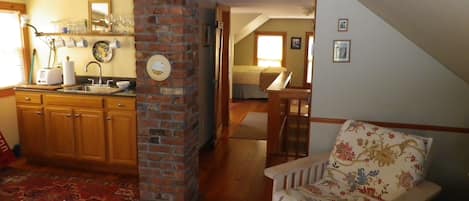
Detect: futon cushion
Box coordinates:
(326, 120, 432, 201)
(274, 178, 379, 201)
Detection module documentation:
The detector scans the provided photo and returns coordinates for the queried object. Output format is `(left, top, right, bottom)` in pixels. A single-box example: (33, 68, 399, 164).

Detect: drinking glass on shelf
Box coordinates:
(123, 15, 134, 33)
(105, 14, 116, 32)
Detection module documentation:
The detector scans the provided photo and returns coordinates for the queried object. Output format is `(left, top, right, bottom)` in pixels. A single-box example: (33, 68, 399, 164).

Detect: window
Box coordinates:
(255, 32, 286, 67)
(304, 32, 314, 86)
(0, 7, 27, 89)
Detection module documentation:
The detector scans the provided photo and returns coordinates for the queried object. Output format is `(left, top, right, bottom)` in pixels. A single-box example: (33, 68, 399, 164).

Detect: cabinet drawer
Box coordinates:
(45, 94, 103, 108)
(105, 97, 135, 110)
(16, 92, 42, 104)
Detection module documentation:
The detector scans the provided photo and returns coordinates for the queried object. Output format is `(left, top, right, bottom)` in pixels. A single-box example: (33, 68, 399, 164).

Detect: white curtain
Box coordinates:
(0, 10, 25, 88)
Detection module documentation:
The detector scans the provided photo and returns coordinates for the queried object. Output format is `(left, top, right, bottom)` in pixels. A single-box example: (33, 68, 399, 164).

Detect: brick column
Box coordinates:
(134, 0, 199, 200)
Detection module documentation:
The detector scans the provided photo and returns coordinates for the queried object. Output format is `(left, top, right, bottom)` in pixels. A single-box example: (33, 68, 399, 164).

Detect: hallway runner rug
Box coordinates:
(0, 167, 138, 201)
(231, 112, 267, 140)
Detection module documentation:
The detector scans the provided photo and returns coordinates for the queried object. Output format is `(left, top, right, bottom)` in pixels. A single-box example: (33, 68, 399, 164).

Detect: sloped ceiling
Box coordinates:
(359, 0, 469, 84)
(217, 0, 315, 19)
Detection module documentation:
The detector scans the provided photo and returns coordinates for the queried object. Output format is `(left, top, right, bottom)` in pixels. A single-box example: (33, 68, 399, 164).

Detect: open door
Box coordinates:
(214, 5, 230, 142)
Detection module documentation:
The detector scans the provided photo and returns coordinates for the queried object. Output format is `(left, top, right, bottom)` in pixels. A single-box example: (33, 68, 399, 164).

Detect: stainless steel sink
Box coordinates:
(59, 84, 123, 94)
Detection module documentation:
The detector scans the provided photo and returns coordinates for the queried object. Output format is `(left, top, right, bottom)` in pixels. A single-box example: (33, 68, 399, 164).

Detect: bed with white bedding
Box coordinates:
(232, 65, 287, 99)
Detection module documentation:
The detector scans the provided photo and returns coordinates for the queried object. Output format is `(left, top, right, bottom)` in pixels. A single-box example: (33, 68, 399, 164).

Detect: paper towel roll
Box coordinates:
(62, 60, 76, 86)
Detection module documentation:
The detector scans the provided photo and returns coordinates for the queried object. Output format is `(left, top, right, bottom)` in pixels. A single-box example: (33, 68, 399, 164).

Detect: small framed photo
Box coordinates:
(333, 40, 351, 63)
(291, 37, 301, 49)
(338, 18, 349, 32)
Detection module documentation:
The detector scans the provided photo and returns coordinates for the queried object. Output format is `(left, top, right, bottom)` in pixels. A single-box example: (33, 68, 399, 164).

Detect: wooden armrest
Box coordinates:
(393, 180, 441, 201)
(264, 153, 329, 179)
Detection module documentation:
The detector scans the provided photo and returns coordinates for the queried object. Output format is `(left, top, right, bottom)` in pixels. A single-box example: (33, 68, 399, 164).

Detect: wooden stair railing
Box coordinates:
(266, 72, 311, 161)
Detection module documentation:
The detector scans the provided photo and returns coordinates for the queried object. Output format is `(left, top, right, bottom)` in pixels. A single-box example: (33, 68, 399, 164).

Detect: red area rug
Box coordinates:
(0, 168, 138, 201)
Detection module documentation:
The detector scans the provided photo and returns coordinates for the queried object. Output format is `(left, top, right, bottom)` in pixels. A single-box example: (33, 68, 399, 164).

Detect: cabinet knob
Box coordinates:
(66, 114, 72, 118)
(24, 97, 31, 101)
(35, 111, 43, 115)
(106, 117, 112, 121)
(74, 114, 81, 118)
(117, 103, 125, 107)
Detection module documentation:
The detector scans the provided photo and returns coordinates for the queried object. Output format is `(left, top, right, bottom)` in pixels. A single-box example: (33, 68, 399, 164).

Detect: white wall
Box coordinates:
(311, 0, 469, 198)
(312, 0, 469, 128)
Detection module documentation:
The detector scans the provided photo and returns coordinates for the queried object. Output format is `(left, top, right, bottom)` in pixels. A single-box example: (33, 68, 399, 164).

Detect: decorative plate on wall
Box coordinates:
(92, 40, 113, 63)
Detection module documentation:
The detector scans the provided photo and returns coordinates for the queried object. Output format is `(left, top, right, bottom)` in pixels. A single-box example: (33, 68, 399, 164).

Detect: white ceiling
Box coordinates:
(217, 0, 316, 19)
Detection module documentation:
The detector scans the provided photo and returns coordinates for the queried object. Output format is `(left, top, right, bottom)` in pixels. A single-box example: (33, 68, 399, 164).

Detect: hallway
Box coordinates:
(199, 100, 272, 201)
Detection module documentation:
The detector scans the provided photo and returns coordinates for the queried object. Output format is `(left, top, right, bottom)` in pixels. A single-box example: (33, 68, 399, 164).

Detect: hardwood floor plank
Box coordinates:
(200, 100, 272, 201)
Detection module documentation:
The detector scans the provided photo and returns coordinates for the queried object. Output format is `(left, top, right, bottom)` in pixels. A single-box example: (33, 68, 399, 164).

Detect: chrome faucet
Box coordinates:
(85, 61, 103, 85)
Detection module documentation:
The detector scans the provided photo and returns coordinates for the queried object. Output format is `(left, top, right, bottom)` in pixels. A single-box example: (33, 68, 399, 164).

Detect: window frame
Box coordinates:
(303, 32, 314, 88)
(0, 2, 31, 97)
(253, 31, 287, 67)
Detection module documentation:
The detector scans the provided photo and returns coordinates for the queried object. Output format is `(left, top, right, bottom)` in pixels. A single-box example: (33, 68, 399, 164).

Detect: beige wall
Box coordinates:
(27, 0, 136, 79)
(234, 19, 314, 87)
(230, 13, 260, 36)
(0, 96, 19, 147)
(311, 0, 469, 198)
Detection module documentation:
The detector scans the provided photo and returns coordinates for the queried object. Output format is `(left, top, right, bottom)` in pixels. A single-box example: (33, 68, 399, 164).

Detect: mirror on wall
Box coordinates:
(88, 0, 112, 32)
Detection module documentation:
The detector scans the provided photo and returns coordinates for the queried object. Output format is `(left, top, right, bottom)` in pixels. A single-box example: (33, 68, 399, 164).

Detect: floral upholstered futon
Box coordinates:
(275, 120, 432, 201)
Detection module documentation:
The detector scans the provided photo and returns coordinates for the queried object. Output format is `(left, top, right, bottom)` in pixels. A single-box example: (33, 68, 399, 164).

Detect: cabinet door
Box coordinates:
(74, 109, 106, 162)
(17, 105, 45, 157)
(106, 110, 137, 166)
(44, 107, 75, 158)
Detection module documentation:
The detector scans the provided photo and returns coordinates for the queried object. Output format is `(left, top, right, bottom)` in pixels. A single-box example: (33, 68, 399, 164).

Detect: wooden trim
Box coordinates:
(221, 8, 230, 127)
(303, 32, 314, 88)
(310, 117, 469, 133)
(254, 31, 287, 67)
(0, 88, 15, 98)
(0, 2, 31, 85)
(267, 71, 292, 92)
(0, 1, 25, 12)
(88, 0, 112, 32)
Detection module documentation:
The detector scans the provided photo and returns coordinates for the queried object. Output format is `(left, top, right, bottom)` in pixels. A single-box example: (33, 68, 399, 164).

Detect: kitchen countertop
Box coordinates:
(15, 86, 136, 97)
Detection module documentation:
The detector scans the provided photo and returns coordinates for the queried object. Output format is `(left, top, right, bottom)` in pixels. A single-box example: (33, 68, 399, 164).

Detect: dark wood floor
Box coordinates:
(9, 100, 275, 201)
(199, 99, 272, 201)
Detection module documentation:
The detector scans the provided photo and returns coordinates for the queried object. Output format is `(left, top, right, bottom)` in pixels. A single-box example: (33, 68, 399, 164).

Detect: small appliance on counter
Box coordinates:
(36, 68, 63, 85)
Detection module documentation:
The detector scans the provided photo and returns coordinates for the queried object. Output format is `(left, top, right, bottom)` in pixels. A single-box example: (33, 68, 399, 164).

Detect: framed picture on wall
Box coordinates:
(338, 18, 349, 32)
(291, 37, 301, 49)
(333, 40, 351, 63)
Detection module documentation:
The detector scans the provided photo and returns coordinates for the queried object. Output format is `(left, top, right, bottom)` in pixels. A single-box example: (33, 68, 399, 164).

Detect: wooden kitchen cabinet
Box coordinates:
(16, 91, 137, 174)
(74, 109, 106, 162)
(106, 110, 137, 166)
(16, 105, 46, 157)
(105, 97, 137, 167)
(44, 95, 106, 163)
(44, 106, 76, 159)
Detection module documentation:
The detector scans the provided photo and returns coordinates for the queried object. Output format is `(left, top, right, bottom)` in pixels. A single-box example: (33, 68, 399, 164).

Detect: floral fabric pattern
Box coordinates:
(326, 120, 432, 201)
(275, 178, 378, 201)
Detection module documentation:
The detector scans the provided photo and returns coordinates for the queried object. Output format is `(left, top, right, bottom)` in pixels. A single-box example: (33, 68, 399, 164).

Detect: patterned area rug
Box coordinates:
(0, 168, 138, 201)
(231, 112, 267, 140)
